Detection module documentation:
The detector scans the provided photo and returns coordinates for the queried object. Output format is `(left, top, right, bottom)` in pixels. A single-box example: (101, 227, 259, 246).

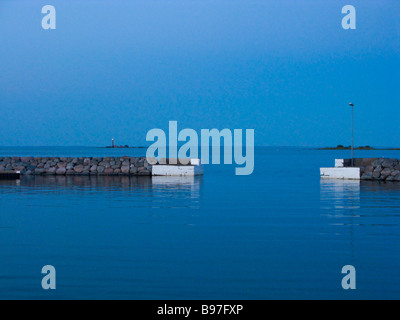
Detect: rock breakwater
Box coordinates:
(359, 158, 400, 181)
(0, 156, 153, 176)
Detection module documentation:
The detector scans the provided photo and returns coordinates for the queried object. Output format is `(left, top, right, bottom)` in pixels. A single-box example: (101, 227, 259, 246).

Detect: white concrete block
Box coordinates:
(320, 167, 360, 180)
(335, 159, 344, 167)
(190, 158, 201, 166)
(146, 157, 158, 165)
(152, 165, 204, 176)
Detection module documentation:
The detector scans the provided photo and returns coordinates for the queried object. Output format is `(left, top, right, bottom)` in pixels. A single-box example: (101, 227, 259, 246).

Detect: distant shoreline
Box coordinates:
(318, 145, 400, 151)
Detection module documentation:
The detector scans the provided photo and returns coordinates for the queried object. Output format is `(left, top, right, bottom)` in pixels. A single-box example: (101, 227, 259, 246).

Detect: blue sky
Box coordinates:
(0, 0, 398, 147)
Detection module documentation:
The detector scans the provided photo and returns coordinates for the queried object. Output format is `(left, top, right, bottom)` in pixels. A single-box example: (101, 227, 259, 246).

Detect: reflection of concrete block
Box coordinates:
(152, 175, 195, 185)
(152, 165, 203, 176)
(320, 167, 360, 180)
(320, 178, 360, 190)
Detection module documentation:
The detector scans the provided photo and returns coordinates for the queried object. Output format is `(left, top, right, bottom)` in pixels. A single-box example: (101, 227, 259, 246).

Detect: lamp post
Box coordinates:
(349, 103, 354, 166)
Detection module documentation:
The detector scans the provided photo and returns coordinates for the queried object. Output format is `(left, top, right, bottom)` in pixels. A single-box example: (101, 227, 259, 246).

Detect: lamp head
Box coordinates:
(349, 103, 354, 107)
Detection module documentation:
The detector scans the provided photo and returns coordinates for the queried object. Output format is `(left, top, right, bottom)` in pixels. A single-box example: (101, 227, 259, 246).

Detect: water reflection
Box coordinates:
(320, 179, 400, 262)
(320, 180, 361, 261)
(152, 176, 201, 199)
(0, 175, 151, 189)
(320, 179, 400, 213)
(360, 180, 400, 193)
(320, 179, 360, 211)
(0, 175, 203, 209)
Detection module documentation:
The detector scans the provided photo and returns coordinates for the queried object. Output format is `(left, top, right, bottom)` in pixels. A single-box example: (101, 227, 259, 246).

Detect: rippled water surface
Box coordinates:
(0, 147, 399, 299)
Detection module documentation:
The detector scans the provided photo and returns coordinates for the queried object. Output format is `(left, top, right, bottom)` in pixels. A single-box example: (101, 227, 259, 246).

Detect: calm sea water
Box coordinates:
(0, 147, 399, 299)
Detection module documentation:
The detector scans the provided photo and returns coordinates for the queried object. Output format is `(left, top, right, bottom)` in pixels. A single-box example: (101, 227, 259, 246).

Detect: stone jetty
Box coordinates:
(358, 158, 400, 181)
(320, 157, 400, 181)
(0, 156, 154, 176)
